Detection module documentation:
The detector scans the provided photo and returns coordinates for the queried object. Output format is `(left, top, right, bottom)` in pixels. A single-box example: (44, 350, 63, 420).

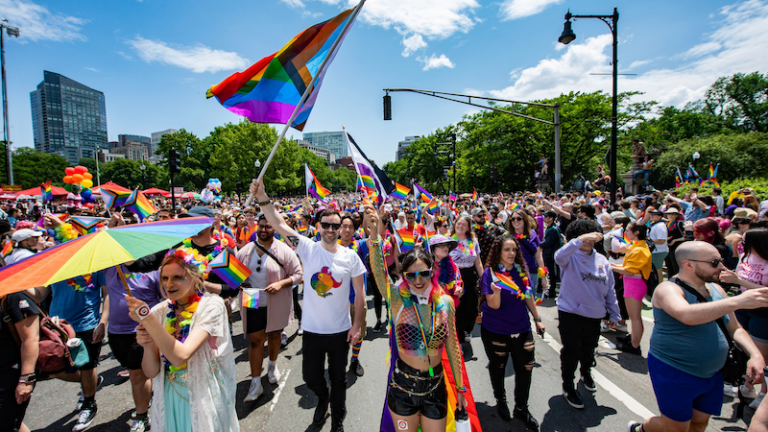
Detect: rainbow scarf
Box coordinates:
(206, 6, 361, 131)
(209, 249, 252, 289)
(389, 182, 410, 200)
(40, 181, 53, 202)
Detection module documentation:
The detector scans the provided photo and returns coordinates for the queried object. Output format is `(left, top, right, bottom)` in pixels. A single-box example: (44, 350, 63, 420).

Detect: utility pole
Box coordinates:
(1, 20, 20, 185)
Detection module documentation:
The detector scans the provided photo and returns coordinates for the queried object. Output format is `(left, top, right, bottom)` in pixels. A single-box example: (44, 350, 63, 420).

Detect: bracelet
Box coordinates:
(258, 199, 272, 206)
(136, 304, 151, 321)
(533, 317, 542, 322)
(456, 386, 467, 394)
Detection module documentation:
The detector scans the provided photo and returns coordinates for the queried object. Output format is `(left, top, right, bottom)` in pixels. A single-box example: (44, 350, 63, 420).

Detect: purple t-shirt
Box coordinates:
(104, 265, 163, 334)
(481, 266, 531, 335)
(517, 230, 541, 273)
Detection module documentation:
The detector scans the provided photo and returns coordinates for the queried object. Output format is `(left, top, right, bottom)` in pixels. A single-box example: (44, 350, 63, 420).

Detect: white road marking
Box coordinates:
(540, 331, 656, 419)
(269, 369, 291, 412)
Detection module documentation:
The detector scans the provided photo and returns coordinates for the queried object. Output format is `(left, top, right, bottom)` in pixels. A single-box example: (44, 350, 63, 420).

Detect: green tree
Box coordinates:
(156, 129, 212, 191)
(8, 147, 70, 189)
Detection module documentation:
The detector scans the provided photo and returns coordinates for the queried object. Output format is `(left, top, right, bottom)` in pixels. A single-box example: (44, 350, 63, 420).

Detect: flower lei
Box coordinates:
(54, 223, 79, 243)
(166, 238, 224, 280)
(452, 234, 476, 256)
(514, 231, 529, 240)
(162, 294, 201, 373)
(398, 278, 444, 309)
(494, 263, 531, 300)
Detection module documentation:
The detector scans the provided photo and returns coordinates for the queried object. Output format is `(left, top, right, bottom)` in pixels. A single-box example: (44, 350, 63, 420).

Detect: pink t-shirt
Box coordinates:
(737, 253, 768, 291)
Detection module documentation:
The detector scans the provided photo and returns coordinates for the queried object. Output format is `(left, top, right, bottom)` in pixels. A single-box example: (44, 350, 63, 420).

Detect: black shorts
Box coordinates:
(108, 333, 144, 370)
(387, 359, 447, 420)
(246, 307, 268, 334)
(63, 329, 103, 373)
(0, 369, 30, 432)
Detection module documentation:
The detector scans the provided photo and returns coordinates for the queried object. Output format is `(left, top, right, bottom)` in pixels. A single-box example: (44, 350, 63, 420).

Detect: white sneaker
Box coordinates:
(726, 385, 760, 398)
(297, 325, 304, 336)
(614, 323, 629, 332)
(750, 393, 766, 410)
(244, 379, 263, 402)
(464, 334, 471, 343)
(600, 322, 610, 333)
(281, 332, 288, 347)
(268, 363, 281, 384)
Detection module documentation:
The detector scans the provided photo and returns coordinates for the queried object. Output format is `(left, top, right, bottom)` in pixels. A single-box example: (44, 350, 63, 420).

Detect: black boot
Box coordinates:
(496, 398, 511, 421)
(313, 397, 329, 425)
(513, 406, 540, 431)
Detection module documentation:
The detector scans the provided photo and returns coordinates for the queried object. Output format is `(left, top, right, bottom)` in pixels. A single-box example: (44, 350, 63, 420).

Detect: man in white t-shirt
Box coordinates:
(253, 179, 365, 432)
(648, 210, 669, 285)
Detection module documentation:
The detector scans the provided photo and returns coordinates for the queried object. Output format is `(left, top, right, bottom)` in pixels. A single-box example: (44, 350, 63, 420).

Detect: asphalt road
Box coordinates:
(25, 289, 757, 432)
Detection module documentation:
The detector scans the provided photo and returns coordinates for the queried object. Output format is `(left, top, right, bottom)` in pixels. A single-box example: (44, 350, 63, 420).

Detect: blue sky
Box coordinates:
(1, 0, 766, 166)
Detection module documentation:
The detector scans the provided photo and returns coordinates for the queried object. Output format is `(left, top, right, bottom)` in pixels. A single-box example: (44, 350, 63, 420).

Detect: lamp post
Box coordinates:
(139, 160, 146, 190)
(559, 7, 619, 205)
(1, 19, 19, 185)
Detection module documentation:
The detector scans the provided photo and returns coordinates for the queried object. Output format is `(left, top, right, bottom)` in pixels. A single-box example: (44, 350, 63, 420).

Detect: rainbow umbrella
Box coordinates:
(0, 217, 214, 296)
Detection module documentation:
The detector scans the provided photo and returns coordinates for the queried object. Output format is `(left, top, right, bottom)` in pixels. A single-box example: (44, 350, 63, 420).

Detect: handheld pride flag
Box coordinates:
(305, 164, 331, 200)
(708, 163, 720, 187)
(345, 129, 388, 205)
(40, 181, 53, 202)
(1, 241, 12, 258)
(492, 271, 529, 299)
(389, 182, 410, 200)
(123, 189, 158, 222)
(472, 188, 478, 201)
(206, 4, 363, 131)
(209, 250, 252, 289)
(412, 183, 433, 202)
(70, 216, 107, 236)
(241, 288, 260, 309)
(449, 191, 457, 201)
(395, 228, 415, 252)
(102, 188, 132, 210)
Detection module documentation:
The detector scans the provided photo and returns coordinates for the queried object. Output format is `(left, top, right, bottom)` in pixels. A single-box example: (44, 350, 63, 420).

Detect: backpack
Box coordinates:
(646, 263, 660, 297)
(1, 296, 77, 373)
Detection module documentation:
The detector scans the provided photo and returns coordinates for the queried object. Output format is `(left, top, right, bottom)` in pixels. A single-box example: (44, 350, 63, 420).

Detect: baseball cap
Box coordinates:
(471, 208, 485, 216)
(177, 206, 215, 218)
(12, 229, 43, 242)
(649, 209, 663, 215)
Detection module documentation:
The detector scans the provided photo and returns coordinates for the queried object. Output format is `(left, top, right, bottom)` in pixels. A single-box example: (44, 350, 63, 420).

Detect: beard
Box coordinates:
(694, 266, 721, 283)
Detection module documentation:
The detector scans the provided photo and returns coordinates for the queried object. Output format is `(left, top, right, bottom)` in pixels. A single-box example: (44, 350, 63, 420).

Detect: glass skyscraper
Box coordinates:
(302, 131, 348, 161)
(30, 71, 108, 165)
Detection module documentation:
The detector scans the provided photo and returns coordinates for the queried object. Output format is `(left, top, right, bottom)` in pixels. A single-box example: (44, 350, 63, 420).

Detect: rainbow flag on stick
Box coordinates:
(206, 4, 363, 131)
(412, 183, 432, 202)
(40, 181, 53, 202)
(345, 129, 388, 205)
(449, 191, 457, 201)
(122, 189, 157, 222)
(305, 164, 331, 200)
(209, 250, 252, 289)
(492, 271, 529, 299)
(708, 163, 720, 187)
(389, 182, 410, 200)
(395, 228, 415, 252)
(102, 188, 132, 210)
(1, 241, 12, 258)
(70, 216, 107, 236)
(241, 288, 260, 309)
(472, 188, 478, 201)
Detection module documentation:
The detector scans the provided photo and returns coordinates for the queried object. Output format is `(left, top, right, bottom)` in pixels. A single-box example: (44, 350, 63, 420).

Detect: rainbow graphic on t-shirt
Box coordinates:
(311, 266, 342, 298)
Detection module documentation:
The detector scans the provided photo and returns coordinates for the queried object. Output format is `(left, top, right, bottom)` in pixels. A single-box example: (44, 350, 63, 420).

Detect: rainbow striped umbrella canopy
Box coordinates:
(0, 217, 214, 296)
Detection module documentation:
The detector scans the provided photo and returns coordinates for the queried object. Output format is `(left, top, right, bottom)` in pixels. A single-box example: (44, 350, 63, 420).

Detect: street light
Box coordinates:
(139, 160, 146, 190)
(692, 151, 700, 161)
(254, 159, 261, 169)
(559, 8, 619, 205)
(1, 19, 20, 185)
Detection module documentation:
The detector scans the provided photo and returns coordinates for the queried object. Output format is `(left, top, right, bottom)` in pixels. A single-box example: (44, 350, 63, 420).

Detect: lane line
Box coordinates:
(269, 369, 291, 412)
(540, 331, 656, 420)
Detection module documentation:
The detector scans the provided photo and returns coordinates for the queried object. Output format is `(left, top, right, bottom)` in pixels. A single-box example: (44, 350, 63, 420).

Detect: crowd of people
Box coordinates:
(2, 179, 768, 432)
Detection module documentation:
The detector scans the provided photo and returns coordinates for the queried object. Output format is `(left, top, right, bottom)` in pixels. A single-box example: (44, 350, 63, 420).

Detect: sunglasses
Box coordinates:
(510, 217, 524, 222)
(320, 222, 342, 230)
(688, 258, 725, 268)
(404, 270, 432, 281)
(258, 224, 273, 230)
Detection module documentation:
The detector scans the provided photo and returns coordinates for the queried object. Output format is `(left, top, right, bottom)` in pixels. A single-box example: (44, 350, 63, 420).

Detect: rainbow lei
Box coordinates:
(54, 223, 79, 243)
(162, 294, 201, 373)
(537, 267, 548, 278)
(167, 238, 224, 280)
(452, 234, 476, 256)
(514, 231, 529, 240)
(492, 264, 531, 300)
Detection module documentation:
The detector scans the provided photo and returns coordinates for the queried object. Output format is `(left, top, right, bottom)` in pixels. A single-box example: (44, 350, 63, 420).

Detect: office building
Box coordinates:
(119, 134, 151, 150)
(302, 131, 347, 160)
(98, 150, 125, 163)
(151, 129, 178, 155)
(30, 71, 108, 165)
(297, 139, 335, 164)
(111, 141, 148, 162)
(396, 136, 420, 161)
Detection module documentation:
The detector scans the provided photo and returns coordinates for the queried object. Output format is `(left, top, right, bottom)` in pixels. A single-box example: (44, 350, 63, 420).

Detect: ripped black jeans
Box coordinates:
(480, 326, 535, 409)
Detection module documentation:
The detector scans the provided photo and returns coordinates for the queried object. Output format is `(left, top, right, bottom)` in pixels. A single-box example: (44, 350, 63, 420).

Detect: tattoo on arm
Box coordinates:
(287, 236, 300, 248)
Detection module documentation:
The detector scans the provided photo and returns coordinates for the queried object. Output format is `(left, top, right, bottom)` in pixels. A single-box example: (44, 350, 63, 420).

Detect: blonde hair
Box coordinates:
(450, 215, 477, 242)
(159, 254, 205, 298)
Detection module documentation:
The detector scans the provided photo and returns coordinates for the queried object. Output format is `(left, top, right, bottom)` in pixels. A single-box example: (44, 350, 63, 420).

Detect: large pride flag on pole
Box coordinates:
(305, 164, 331, 200)
(345, 129, 388, 205)
(206, 3, 363, 131)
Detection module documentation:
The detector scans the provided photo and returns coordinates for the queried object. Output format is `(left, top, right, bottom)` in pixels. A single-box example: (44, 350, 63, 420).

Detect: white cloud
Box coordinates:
(418, 54, 455, 71)
(0, 0, 87, 42)
(116, 51, 132, 60)
(127, 37, 249, 73)
(85, 67, 99, 72)
(463, 88, 486, 96)
(499, 0, 564, 21)
(628, 60, 652, 69)
(487, 0, 768, 109)
(680, 41, 722, 59)
(280, 0, 306, 8)
(302, 10, 323, 19)
(402, 34, 427, 57)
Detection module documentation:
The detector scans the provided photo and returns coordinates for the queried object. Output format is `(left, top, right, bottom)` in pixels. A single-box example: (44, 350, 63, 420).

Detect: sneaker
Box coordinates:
(750, 393, 766, 410)
(600, 322, 610, 333)
(627, 421, 643, 432)
(350, 359, 364, 377)
(72, 404, 97, 432)
(617, 341, 642, 356)
(513, 406, 539, 431)
(464, 334, 472, 343)
(614, 323, 629, 332)
(581, 374, 597, 392)
(244, 379, 263, 402)
(129, 417, 149, 432)
(496, 398, 511, 421)
(281, 332, 288, 347)
(372, 321, 383, 333)
(297, 326, 303, 336)
(563, 388, 584, 409)
(117, 369, 130, 378)
(724, 385, 759, 398)
(76, 375, 105, 409)
(268, 363, 281, 384)
(617, 333, 632, 344)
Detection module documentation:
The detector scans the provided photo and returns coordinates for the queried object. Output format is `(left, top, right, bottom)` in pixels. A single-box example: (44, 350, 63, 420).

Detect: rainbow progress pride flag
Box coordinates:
(209, 250, 252, 289)
(242, 288, 260, 309)
(206, 5, 361, 131)
(123, 189, 157, 222)
(305, 164, 331, 200)
(70, 216, 105, 236)
(102, 188, 132, 210)
(413, 183, 432, 202)
(389, 182, 410, 200)
(40, 181, 53, 202)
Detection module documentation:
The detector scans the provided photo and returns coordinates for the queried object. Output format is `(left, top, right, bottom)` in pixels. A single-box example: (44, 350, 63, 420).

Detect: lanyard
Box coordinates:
(411, 301, 437, 377)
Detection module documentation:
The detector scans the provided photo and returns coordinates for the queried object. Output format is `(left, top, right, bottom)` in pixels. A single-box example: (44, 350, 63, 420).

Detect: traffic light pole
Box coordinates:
(170, 171, 176, 211)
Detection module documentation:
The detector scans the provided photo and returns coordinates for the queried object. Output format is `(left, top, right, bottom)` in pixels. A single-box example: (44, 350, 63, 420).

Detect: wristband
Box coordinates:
(533, 317, 542, 322)
(258, 199, 272, 206)
(136, 304, 151, 321)
(456, 386, 467, 394)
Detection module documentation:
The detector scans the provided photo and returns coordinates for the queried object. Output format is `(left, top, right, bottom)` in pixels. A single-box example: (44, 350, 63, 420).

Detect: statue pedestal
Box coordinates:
(536, 177, 552, 194)
(623, 155, 646, 196)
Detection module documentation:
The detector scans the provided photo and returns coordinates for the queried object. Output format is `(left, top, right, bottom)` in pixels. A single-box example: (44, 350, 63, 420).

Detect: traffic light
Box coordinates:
(383, 94, 392, 121)
(169, 149, 181, 174)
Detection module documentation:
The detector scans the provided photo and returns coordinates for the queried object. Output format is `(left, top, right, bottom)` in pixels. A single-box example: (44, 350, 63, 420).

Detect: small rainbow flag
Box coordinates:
(412, 183, 432, 202)
(305, 164, 331, 200)
(666, 220, 675, 230)
(395, 228, 415, 252)
(209, 250, 252, 289)
(427, 200, 439, 214)
(242, 288, 260, 309)
(102, 188, 132, 209)
(297, 225, 308, 235)
(70, 216, 106, 236)
(40, 181, 53, 202)
(708, 163, 720, 187)
(508, 202, 520, 212)
(492, 271, 529, 299)
(1, 241, 12, 258)
(535, 292, 545, 305)
(123, 189, 157, 222)
(614, 230, 632, 245)
(449, 191, 457, 201)
(472, 188, 478, 201)
(389, 182, 410, 200)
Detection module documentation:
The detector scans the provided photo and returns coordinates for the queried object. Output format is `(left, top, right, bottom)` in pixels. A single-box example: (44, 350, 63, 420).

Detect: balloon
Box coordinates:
(74, 166, 87, 174)
(82, 179, 93, 189)
(81, 189, 92, 200)
(64, 184, 72, 192)
(65, 167, 75, 175)
(72, 174, 84, 183)
(83, 173, 93, 180)
(85, 203, 94, 209)
(63, 176, 73, 184)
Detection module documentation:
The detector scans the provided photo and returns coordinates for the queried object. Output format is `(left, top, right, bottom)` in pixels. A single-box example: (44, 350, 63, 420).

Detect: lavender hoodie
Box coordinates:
(555, 238, 621, 322)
